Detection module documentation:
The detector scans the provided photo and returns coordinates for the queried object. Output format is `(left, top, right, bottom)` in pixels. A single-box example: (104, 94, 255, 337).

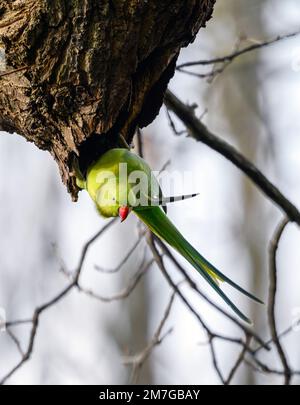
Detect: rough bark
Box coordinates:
(0, 0, 215, 200)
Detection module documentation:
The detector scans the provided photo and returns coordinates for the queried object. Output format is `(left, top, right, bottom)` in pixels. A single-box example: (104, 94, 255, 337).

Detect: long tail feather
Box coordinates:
(134, 207, 262, 323)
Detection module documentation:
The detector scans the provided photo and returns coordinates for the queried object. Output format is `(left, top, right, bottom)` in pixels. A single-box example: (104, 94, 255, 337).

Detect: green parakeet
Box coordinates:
(77, 148, 262, 323)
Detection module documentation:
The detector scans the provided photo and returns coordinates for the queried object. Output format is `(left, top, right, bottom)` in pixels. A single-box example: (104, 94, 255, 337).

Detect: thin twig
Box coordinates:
(176, 30, 300, 70)
(245, 357, 300, 377)
(1, 219, 116, 384)
(73, 218, 117, 284)
(5, 319, 32, 327)
(94, 235, 145, 273)
(165, 106, 187, 136)
(6, 329, 24, 357)
(225, 334, 251, 385)
(146, 232, 210, 333)
(156, 238, 268, 349)
(252, 319, 300, 355)
(268, 218, 291, 385)
(209, 337, 225, 384)
(79, 258, 153, 302)
(123, 291, 175, 384)
(146, 232, 258, 382)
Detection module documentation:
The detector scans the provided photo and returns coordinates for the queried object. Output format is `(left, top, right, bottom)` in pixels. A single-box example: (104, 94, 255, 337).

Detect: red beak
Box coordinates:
(119, 206, 130, 222)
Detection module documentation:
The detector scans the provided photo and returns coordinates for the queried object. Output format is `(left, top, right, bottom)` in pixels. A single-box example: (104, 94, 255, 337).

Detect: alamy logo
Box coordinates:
(95, 163, 198, 208)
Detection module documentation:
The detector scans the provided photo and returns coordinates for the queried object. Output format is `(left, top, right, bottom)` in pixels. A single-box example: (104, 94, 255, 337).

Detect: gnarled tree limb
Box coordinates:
(0, 0, 215, 200)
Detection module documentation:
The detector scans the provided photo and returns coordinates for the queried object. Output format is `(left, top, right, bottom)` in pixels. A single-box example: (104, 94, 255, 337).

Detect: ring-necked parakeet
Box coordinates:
(77, 148, 262, 323)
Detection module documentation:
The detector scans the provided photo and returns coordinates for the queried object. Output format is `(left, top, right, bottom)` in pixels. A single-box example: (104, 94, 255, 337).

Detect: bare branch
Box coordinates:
(176, 30, 300, 79)
(73, 218, 118, 284)
(164, 90, 300, 227)
(6, 329, 24, 357)
(156, 238, 268, 349)
(123, 291, 175, 384)
(209, 338, 225, 384)
(165, 106, 187, 136)
(268, 218, 292, 385)
(94, 235, 145, 274)
(225, 334, 251, 385)
(78, 258, 153, 303)
(1, 219, 116, 384)
(252, 319, 300, 356)
(245, 357, 300, 377)
(146, 232, 211, 334)
(146, 232, 263, 383)
(5, 319, 32, 328)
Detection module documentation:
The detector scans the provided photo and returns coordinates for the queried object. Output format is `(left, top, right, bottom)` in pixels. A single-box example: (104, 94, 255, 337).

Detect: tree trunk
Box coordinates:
(0, 0, 215, 200)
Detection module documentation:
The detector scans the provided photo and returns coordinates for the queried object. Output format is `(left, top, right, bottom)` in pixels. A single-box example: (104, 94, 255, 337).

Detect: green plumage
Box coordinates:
(79, 148, 262, 323)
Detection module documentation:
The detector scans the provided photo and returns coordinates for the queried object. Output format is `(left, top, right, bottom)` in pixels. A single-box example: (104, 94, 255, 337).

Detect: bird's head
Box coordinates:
(95, 181, 131, 221)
